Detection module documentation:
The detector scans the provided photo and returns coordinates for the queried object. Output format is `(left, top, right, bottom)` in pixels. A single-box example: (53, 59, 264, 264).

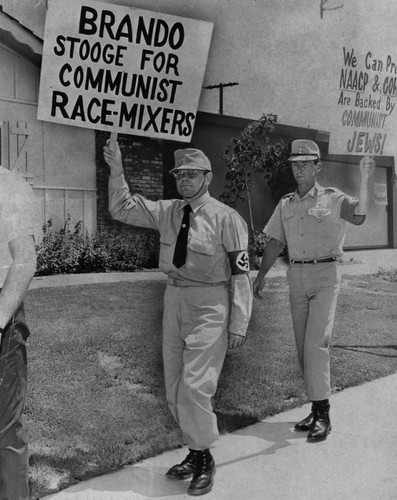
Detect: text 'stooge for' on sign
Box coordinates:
(37, 0, 213, 142)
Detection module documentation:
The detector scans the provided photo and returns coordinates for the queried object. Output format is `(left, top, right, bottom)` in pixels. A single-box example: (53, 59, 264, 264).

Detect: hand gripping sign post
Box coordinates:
(38, 0, 213, 148)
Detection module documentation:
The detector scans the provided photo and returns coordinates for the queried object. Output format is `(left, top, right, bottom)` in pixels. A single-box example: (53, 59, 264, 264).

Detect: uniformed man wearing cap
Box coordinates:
(253, 139, 375, 442)
(104, 143, 252, 496)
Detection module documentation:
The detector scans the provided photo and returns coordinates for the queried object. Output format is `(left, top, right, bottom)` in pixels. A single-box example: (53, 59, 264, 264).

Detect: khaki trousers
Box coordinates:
(162, 284, 229, 450)
(287, 262, 341, 401)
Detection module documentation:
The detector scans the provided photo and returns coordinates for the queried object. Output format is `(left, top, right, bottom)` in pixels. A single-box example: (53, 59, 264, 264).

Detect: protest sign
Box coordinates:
(38, 0, 213, 142)
(329, 46, 397, 156)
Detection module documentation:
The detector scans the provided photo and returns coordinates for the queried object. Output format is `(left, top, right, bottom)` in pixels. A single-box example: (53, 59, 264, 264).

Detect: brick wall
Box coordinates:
(96, 131, 164, 232)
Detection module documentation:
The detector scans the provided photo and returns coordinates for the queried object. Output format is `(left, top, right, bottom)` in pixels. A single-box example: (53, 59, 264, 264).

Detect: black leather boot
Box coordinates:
(165, 449, 197, 480)
(307, 402, 331, 442)
(294, 411, 314, 431)
(187, 449, 215, 496)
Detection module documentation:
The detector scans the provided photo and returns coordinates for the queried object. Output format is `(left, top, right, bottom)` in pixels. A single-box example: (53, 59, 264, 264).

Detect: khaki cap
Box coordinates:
(170, 148, 212, 172)
(288, 140, 321, 161)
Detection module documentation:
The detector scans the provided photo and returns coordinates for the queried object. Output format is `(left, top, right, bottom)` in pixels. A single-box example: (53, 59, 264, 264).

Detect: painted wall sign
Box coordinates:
(38, 0, 213, 142)
(329, 47, 397, 156)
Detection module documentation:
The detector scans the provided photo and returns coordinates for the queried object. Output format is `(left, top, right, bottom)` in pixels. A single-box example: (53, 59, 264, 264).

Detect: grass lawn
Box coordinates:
(24, 274, 397, 497)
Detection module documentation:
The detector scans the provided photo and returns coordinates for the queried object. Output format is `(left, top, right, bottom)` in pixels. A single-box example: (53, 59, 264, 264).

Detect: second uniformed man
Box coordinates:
(253, 139, 375, 442)
(104, 144, 252, 496)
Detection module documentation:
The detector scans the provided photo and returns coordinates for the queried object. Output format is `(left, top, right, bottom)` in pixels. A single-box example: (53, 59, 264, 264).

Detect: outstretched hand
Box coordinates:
(103, 140, 124, 177)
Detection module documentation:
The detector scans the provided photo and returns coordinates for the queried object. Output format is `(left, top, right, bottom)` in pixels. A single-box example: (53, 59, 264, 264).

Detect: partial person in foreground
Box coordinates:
(253, 139, 375, 442)
(104, 142, 252, 496)
(0, 167, 39, 499)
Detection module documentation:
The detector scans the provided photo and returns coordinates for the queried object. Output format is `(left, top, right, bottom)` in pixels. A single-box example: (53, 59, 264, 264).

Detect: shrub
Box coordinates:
(375, 267, 397, 282)
(35, 217, 159, 276)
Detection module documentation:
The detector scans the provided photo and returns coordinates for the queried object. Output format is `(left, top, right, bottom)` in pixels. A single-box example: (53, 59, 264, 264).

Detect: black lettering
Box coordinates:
(99, 10, 116, 39)
(90, 42, 101, 62)
(87, 97, 101, 124)
(154, 19, 169, 47)
(160, 107, 172, 133)
(156, 78, 168, 102)
(100, 98, 116, 125)
(140, 49, 154, 70)
(103, 70, 123, 94)
(54, 35, 66, 56)
(143, 106, 161, 132)
(168, 80, 183, 104)
(51, 90, 69, 118)
(115, 14, 133, 42)
(136, 74, 153, 99)
(119, 72, 137, 97)
(119, 101, 138, 127)
(79, 39, 90, 60)
(73, 66, 84, 88)
(85, 66, 104, 92)
(342, 47, 357, 67)
(70, 95, 86, 121)
(79, 6, 97, 36)
(169, 23, 184, 50)
(136, 16, 155, 45)
(59, 63, 72, 87)
(166, 53, 180, 76)
(171, 109, 185, 135)
(183, 112, 195, 136)
(66, 37, 80, 59)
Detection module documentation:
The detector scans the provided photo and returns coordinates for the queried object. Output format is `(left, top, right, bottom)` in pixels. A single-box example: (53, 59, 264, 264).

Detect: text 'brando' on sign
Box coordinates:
(38, 0, 213, 142)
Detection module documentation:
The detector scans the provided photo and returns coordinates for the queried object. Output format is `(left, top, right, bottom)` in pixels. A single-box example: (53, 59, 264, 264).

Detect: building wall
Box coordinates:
(0, 41, 97, 235)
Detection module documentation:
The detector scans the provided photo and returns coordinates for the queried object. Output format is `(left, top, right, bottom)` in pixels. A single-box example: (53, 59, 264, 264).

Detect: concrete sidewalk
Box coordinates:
(42, 373, 397, 500)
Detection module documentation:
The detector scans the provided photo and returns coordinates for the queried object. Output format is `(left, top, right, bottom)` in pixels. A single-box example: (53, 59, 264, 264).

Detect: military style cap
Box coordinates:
(288, 139, 321, 161)
(170, 148, 212, 172)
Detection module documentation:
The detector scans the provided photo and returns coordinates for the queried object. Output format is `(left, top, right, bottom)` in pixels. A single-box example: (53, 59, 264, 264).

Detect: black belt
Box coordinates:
(290, 257, 337, 264)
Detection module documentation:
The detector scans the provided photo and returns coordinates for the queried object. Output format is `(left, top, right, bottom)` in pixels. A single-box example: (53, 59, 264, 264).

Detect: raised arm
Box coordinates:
(340, 156, 376, 225)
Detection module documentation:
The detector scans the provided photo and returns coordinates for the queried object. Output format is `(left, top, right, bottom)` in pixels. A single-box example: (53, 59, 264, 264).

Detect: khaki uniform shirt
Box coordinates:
(109, 174, 252, 335)
(0, 167, 41, 287)
(264, 182, 358, 260)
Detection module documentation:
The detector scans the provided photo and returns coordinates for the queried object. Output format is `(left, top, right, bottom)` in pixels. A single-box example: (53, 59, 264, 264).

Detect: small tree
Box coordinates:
(220, 113, 294, 230)
(220, 113, 295, 266)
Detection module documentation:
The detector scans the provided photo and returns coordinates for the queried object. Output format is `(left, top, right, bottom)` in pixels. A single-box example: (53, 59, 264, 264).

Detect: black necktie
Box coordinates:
(173, 205, 192, 268)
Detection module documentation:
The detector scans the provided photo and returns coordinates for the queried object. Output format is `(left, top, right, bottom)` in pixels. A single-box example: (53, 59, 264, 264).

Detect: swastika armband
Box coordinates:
(228, 250, 250, 274)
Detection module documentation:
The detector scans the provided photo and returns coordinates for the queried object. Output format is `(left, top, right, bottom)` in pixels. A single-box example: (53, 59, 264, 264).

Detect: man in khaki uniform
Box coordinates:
(253, 139, 375, 442)
(104, 143, 252, 496)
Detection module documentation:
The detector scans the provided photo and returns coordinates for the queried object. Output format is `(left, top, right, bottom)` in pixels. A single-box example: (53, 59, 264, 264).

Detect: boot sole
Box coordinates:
(166, 473, 193, 480)
(307, 425, 332, 442)
(187, 482, 214, 496)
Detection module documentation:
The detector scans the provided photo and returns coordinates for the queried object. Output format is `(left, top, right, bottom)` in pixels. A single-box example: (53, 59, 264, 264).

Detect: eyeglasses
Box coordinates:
(172, 170, 207, 180)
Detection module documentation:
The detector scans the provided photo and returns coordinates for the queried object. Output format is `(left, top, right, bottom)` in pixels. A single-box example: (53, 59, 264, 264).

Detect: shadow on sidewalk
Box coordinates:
(217, 420, 306, 469)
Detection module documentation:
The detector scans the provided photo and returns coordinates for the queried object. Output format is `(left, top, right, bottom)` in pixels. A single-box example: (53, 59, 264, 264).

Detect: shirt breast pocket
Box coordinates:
(159, 232, 176, 269)
(185, 235, 218, 279)
(281, 208, 295, 230)
(188, 236, 217, 256)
